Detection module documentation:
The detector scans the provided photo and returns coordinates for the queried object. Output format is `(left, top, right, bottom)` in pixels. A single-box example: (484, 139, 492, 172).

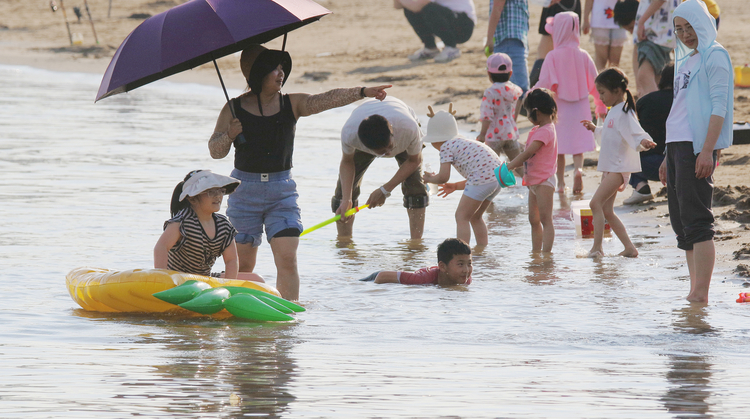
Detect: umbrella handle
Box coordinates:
(213, 58, 247, 146)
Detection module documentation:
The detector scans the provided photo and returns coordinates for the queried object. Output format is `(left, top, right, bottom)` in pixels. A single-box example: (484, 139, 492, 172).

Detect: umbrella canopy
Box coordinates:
(96, 0, 331, 102)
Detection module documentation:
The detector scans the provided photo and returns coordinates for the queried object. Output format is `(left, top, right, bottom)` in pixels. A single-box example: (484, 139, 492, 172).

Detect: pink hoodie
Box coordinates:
(534, 12, 607, 115)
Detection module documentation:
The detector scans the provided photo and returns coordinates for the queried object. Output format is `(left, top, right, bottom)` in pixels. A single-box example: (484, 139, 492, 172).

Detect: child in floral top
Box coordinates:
(423, 108, 503, 246)
(477, 53, 524, 175)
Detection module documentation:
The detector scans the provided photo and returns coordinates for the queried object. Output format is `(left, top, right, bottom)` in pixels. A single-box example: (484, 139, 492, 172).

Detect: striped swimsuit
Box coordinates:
(164, 208, 237, 277)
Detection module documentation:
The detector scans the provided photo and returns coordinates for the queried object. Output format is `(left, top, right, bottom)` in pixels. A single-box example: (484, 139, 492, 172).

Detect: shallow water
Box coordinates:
(1, 65, 749, 418)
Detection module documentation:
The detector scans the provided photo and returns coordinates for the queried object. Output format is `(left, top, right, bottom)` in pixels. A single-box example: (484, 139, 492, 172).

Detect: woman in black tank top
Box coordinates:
(208, 44, 390, 301)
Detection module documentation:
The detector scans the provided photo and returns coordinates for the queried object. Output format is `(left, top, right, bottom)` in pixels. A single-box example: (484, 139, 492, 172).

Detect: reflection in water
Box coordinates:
(524, 253, 558, 285)
(137, 320, 298, 417)
(662, 306, 715, 417)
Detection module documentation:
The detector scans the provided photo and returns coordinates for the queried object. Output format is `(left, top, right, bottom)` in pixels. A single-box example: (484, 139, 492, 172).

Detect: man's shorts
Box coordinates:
(227, 169, 303, 247)
(332, 150, 429, 211)
(637, 40, 673, 74)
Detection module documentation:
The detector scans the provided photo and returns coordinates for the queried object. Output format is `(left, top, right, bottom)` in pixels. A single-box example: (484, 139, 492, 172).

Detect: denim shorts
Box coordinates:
(463, 181, 501, 202)
(226, 169, 303, 247)
(494, 38, 529, 93)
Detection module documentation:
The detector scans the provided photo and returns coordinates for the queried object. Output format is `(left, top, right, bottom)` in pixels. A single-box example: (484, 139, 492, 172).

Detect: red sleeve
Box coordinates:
(398, 266, 439, 285)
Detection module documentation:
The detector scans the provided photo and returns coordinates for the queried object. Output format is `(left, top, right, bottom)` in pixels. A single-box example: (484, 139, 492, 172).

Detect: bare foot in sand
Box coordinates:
(587, 249, 603, 258)
(619, 248, 639, 258)
(573, 169, 583, 194)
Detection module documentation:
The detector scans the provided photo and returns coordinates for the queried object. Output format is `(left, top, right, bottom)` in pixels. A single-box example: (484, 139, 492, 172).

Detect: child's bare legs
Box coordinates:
(573, 154, 584, 194)
(455, 194, 486, 245)
(556, 154, 566, 192)
(685, 240, 715, 303)
(528, 185, 555, 252)
(588, 173, 638, 257)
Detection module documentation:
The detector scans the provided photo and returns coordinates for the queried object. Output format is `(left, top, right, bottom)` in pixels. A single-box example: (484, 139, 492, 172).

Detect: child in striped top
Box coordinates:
(154, 170, 263, 282)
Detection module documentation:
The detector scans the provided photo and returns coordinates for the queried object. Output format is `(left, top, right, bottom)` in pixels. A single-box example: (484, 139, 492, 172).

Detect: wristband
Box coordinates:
(379, 186, 391, 198)
(360, 87, 366, 98)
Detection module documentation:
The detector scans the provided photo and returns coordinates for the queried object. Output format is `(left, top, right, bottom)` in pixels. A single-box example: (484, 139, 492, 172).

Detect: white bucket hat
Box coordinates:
(421, 110, 459, 144)
(179, 170, 240, 201)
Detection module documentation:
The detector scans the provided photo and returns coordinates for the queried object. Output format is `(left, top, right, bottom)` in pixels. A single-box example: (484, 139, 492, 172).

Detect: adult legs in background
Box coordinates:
(495, 38, 529, 93)
(333, 150, 376, 237)
(397, 151, 429, 239)
(636, 59, 658, 97)
(625, 153, 663, 204)
(404, 3, 473, 62)
(572, 153, 584, 194)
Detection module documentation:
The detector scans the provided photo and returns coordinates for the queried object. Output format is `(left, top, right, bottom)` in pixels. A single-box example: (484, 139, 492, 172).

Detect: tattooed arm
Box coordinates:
(290, 85, 392, 119)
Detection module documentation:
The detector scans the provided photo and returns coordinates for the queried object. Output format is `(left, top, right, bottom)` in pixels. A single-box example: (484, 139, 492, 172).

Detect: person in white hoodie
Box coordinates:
(658, 0, 733, 303)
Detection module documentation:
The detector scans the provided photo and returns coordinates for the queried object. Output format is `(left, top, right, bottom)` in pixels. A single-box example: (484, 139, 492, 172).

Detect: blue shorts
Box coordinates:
(226, 169, 303, 247)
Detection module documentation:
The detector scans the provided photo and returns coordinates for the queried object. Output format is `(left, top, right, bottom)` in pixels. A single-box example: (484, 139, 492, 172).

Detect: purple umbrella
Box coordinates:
(96, 0, 331, 102)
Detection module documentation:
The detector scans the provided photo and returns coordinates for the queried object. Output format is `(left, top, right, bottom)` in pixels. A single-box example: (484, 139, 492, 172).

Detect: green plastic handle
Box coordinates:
(300, 204, 369, 236)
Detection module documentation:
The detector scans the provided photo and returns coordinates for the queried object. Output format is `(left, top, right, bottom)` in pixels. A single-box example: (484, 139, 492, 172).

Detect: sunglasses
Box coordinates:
(202, 187, 227, 198)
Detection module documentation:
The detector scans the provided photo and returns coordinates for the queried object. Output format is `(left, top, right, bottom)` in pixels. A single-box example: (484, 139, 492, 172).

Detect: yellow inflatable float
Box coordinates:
(66, 267, 303, 321)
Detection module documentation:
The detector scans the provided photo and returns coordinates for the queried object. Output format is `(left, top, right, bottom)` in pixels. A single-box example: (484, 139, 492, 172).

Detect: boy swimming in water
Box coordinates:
(359, 238, 472, 286)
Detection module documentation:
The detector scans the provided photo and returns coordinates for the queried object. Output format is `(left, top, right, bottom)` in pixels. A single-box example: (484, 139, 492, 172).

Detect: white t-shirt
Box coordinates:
(434, 0, 477, 24)
(439, 137, 502, 185)
(341, 97, 423, 157)
(632, 0, 679, 48)
(590, 0, 620, 30)
(596, 104, 652, 173)
(666, 53, 700, 144)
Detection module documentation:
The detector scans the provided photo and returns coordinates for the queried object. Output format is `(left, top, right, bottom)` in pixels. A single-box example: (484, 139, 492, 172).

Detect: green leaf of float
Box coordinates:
(152, 280, 212, 305)
(178, 287, 231, 314)
(222, 286, 305, 313)
(224, 294, 295, 322)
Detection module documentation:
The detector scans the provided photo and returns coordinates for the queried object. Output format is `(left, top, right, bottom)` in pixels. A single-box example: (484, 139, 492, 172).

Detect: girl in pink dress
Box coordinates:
(533, 11, 608, 194)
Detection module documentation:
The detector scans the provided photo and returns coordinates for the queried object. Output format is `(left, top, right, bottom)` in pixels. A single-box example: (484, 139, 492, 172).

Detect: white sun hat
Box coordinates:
(421, 110, 459, 144)
(179, 170, 241, 201)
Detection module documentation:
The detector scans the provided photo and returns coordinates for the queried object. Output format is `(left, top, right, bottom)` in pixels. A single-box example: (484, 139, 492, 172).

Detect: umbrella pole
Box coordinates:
(58, 0, 74, 46)
(212, 58, 246, 146)
(282, 33, 287, 51)
(83, 0, 100, 44)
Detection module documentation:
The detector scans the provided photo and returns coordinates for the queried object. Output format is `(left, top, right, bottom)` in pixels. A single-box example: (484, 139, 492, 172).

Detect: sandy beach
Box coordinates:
(1, 0, 749, 284)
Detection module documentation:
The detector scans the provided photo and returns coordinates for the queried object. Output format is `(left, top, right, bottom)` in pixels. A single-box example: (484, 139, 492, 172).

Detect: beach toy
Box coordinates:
(65, 267, 301, 321)
(153, 279, 212, 305)
(223, 286, 305, 313)
(494, 163, 516, 188)
(300, 204, 369, 236)
(178, 287, 231, 314)
(736, 292, 750, 303)
(735, 65, 750, 88)
(224, 294, 295, 322)
(570, 200, 611, 238)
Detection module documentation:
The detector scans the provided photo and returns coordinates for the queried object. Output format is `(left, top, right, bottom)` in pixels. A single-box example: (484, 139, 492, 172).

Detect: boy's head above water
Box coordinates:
(437, 238, 473, 286)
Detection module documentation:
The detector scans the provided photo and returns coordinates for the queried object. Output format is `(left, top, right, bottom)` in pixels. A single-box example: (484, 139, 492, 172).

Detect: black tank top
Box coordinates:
(232, 94, 297, 173)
